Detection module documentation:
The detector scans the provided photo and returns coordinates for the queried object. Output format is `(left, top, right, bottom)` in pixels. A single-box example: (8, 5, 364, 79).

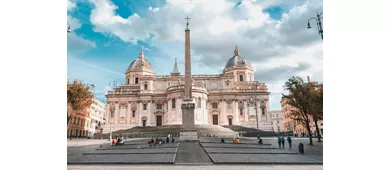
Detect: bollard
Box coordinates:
(298, 143, 304, 154)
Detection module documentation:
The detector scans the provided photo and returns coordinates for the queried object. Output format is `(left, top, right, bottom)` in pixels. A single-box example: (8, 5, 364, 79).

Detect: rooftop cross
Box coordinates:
(185, 16, 191, 30)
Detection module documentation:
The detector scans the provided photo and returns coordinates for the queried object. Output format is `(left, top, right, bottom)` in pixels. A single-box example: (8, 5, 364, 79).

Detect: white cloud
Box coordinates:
(67, 15, 97, 51)
(67, 0, 76, 11)
(86, 0, 323, 109)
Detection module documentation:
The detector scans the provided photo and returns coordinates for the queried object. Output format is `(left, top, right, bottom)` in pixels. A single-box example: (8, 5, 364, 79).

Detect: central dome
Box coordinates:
(126, 49, 155, 73)
(225, 46, 252, 69)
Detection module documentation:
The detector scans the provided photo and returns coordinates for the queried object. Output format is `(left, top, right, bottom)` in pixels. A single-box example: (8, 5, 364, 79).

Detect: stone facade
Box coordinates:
(102, 21, 273, 133)
(269, 110, 284, 133)
(87, 98, 106, 137)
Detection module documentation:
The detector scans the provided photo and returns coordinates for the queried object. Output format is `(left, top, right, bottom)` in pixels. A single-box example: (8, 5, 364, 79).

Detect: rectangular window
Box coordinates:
(144, 84, 148, 90)
(277, 120, 279, 124)
(157, 104, 162, 109)
(135, 77, 139, 84)
(240, 108, 243, 115)
(143, 104, 147, 110)
(239, 75, 244, 82)
(271, 121, 273, 125)
(212, 103, 218, 109)
(172, 99, 176, 109)
(132, 110, 135, 117)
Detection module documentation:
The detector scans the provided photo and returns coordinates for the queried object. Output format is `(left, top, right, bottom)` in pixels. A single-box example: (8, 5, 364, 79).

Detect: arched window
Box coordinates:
(127, 79, 130, 84)
(144, 84, 148, 90)
(197, 98, 201, 108)
(172, 99, 176, 109)
(261, 107, 265, 115)
(135, 77, 139, 84)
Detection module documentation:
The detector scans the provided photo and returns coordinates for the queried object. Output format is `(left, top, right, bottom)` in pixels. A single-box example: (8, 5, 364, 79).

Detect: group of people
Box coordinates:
(219, 136, 241, 144)
(277, 136, 292, 148)
(148, 134, 175, 146)
(111, 135, 124, 146)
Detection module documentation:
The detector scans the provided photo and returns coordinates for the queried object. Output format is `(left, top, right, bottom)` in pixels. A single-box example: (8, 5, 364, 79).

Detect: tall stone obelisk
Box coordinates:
(181, 16, 195, 131)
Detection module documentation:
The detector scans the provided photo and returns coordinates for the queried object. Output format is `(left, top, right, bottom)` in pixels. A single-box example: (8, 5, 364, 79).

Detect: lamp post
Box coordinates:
(67, 23, 71, 33)
(307, 12, 323, 40)
(108, 80, 117, 142)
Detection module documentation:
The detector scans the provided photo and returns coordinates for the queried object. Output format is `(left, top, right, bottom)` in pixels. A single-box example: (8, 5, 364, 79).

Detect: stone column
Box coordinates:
(105, 103, 110, 124)
(114, 102, 119, 124)
(256, 100, 261, 124)
(234, 100, 239, 124)
(148, 102, 152, 126)
(244, 101, 248, 122)
(127, 103, 131, 123)
(138, 102, 142, 126)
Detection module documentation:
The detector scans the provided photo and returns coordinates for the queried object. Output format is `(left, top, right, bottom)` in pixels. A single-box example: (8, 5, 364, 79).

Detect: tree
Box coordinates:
(67, 80, 94, 128)
(309, 83, 323, 142)
(282, 76, 313, 145)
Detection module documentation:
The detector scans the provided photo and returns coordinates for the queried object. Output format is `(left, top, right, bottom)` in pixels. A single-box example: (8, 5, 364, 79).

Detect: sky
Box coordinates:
(67, 0, 323, 110)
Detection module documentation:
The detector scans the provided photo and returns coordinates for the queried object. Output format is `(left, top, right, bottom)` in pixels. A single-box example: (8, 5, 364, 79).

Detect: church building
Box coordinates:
(103, 18, 273, 133)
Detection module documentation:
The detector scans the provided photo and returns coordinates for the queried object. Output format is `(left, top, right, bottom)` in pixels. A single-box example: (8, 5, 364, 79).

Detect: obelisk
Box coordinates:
(181, 16, 196, 131)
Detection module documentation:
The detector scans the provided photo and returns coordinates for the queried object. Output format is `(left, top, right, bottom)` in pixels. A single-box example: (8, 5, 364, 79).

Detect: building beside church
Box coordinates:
(87, 98, 106, 137)
(269, 110, 284, 133)
(281, 77, 323, 137)
(102, 20, 273, 133)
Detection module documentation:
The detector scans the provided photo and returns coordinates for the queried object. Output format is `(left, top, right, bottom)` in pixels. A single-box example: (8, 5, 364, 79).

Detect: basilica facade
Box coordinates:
(103, 46, 273, 133)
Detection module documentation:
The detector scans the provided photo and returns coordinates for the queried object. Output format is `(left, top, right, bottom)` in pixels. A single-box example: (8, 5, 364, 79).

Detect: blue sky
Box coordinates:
(67, 0, 323, 110)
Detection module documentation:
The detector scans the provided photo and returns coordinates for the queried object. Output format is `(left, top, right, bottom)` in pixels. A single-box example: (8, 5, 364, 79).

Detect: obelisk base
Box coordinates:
(180, 100, 198, 141)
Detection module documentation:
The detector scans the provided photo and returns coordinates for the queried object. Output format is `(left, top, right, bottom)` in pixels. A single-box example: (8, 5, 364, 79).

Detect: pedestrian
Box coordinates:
(166, 137, 170, 143)
(281, 136, 285, 148)
(277, 136, 281, 148)
(287, 136, 292, 148)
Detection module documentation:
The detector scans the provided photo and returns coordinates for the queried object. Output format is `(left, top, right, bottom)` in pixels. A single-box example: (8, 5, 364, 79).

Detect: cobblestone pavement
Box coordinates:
(67, 138, 148, 147)
(68, 140, 179, 164)
(67, 165, 323, 170)
(199, 137, 322, 164)
(174, 142, 213, 164)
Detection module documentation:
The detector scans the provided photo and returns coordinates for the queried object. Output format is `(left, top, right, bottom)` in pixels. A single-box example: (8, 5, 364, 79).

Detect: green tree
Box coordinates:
(282, 76, 313, 145)
(309, 83, 323, 142)
(67, 80, 94, 128)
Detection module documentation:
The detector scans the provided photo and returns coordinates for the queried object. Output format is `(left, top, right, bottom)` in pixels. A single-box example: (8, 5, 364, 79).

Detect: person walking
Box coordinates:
(277, 136, 281, 148)
(281, 136, 285, 148)
(287, 136, 292, 148)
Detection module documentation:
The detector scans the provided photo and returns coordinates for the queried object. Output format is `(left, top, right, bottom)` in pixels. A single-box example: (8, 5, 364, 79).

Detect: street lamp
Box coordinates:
(67, 23, 71, 33)
(108, 80, 117, 142)
(307, 12, 323, 40)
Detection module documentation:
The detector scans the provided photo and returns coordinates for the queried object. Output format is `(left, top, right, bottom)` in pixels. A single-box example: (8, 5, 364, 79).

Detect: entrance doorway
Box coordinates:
(213, 115, 218, 125)
(228, 118, 232, 125)
(142, 120, 146, 127)
(156, 116, 162, 126)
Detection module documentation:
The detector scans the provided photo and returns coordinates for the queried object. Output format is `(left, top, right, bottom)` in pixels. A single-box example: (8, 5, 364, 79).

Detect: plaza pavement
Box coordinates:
(67, 137, 322, 165)
(67, 165, 323, 170)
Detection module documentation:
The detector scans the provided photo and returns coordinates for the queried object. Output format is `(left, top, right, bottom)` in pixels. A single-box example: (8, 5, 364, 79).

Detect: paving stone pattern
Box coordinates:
(174, 142, 213, 164)
(68, 139, 178, 164)
(68, 154, 175, 164)
(68, 165, 323, 170)
(209, 154, 322, 164)
(201, 143, 277, 149)
(204, 148, 297, 154)
(83, 148, 177, 155)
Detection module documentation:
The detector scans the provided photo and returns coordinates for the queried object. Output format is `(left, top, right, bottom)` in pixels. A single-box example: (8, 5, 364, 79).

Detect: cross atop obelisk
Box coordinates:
(185, 16, 191, 30)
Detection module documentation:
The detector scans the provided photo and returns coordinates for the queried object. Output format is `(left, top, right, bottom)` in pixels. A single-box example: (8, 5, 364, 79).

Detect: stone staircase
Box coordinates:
(96, 124, 238, 139)
(222, 125, 277, 137)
